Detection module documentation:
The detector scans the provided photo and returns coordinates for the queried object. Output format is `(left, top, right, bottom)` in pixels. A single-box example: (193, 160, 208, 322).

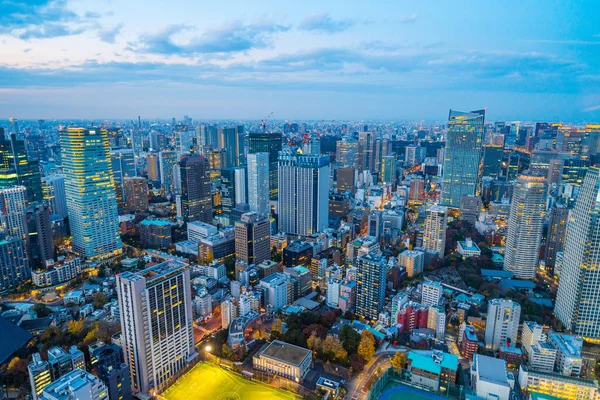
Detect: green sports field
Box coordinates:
(161, 362, 301, 400)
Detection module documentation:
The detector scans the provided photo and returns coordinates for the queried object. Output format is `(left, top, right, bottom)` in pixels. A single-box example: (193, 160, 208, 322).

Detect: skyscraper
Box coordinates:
(0, 130, 43, 202)
(180, 154, 212, 223)
(247, 152, 269, 216)
(234, 212, 271, 265)
(110, 149, 136, 209)
(61, 127, 122, 260)
(117, 261, 195, 394)
(484, 299, 521, 350)
(123, 177, 148, 213)
(555, 167, 600, 338)
(278, 150, 330, 236)
(248, 132, 282, 200)
(26, 201, 54, 264)
(0, 186, 28, 241)
(0, 236, 30, 291)
(336, 137, 359, 169)
(358, 131, 375, 172)
(356, 253, 387, 320)
(423, 205, 448, 257)
(146, 152, 160, 184)
(441, 109, 485, 208)
(220, 126, 244, 167)
(545, 205, 569, 274)
(503, 174, 547, 280)
(380, 155, 396, 184)
(159, 150, 178, 194)
(42, 175, 68, 219)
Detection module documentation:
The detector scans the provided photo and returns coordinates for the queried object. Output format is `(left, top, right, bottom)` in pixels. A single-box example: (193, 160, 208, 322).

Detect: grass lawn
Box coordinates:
(161, 362, 301, 400)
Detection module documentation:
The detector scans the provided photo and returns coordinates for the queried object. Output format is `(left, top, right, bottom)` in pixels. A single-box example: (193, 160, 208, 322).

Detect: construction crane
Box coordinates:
(260, 112, 273, 131)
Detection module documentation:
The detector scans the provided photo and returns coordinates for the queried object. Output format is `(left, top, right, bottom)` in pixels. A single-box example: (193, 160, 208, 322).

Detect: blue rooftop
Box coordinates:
(409, 350, 458, 374)
(499, 279, 536, 289)
(140, 219, 170, 226)
(481, 269, 513, 279)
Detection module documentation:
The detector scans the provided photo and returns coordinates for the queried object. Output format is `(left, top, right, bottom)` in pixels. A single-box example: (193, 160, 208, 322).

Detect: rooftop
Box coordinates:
(409, 350, 459, 375)
(473, 354, 509, 387)
(257, 340, 311, 367)
(0, 317, 32, 365)
(140, 218, 170, 227)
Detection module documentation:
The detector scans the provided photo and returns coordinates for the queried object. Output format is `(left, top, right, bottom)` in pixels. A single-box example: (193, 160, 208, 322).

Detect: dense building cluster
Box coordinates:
(0, 113, 600, 400)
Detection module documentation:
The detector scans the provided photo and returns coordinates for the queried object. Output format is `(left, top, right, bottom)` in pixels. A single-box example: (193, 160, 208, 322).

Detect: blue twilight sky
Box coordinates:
(1, 0, 599, 121)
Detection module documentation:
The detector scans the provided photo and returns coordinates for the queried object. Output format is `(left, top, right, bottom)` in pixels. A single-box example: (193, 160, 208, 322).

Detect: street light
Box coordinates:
(205, 345, 212, 352)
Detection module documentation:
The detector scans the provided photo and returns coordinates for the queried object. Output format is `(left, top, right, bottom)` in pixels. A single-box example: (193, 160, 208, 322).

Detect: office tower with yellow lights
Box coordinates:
(60, 127, 122, 260)
(116, 260, 195, 394)
(503, 174, 547, 280)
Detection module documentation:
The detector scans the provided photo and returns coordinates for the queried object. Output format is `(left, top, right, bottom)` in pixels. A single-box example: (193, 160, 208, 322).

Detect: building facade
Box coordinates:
(61, 128, 122, 260)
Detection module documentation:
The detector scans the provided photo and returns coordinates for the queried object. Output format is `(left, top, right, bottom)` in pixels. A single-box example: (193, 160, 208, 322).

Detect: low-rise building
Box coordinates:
(253, 340, 312, 381)
(499, 344, 523, 365)
(471, 354, 512, 400)
(39, 369, 108, 400)
(529, 342, 557, 374)
(548, 333, 583, 377)
(459, 324, 479, 360)
(518, 365, 598, 400)
(457, 238, 481, 258)
(140, 219, 171, 249)
(407, 350, 458, 391)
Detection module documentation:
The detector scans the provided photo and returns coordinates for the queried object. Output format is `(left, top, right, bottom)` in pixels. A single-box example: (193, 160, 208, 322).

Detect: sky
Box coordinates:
(1, 0, 600, 121)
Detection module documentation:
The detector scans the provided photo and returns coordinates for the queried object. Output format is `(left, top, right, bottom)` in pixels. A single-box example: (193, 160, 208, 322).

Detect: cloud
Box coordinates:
(523, 39, 600, 45)
(132, 20, 290, 55)
(0, 0, 101, 40)
(398, 13, 418, 23)
(98, 23, 124, 44)
(298, 12, 354, 33)
(583, 105, 600, 112)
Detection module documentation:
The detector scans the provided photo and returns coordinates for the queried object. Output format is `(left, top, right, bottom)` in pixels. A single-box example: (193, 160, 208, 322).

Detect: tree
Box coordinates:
(391, 352, 407, 371)
(339, 324, 361, 355)
(222, 343, 233, 360)
(93, 292, 108, 309)
(350, 354, 366, 373)
(321, 335, 347, 362)
(307, 332, 322, 356)
(4, 356, 28, 387)
(357, 331, 376, 363)
(33, 304, 52, 318)
(68, 320, 85, 336)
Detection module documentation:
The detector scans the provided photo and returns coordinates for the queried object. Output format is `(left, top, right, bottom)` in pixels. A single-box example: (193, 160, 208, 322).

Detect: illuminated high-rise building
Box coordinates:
(380, 155, 396, 184)
(358, 131, 375, 172)
(336, 137, 359, 169)
(247, 152, 269, 216)
(248, 132, 282, 200)
(356, 253, 387, 320)
(545, 205, 569, 274)
(220, 125, 245, 167)
(555, 167, 600, 338)
(0, 186, 28, 241)
(423, 205, 448, 257)
(110, 149, 136, 209)
(234, 212, 271, 265)
(123, 177, 148, 213)
(117, 261, 195, 394)
(61, 127, 122, 260)
(0, 130, 43, 202)
(0, 236, 30, 292)
(503, 174, 547, 280)
(180, 154, 211, 223)
(42, 175, 68, 219)
(278, 150, 330, 236)
(146, 152, 160, 184)
(159, 150, 178, 193)
(441, 109, 485, 208)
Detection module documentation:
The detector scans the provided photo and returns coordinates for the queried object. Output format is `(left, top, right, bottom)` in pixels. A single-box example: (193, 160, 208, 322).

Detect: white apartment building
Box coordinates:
(549, 333, 583, 377)
(421, 281, 443, 306)
(398, 250, 425, 277)
(423, 205, 448, 257)
(484, 299, 521, 351)
(116, 260, 196, 394)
